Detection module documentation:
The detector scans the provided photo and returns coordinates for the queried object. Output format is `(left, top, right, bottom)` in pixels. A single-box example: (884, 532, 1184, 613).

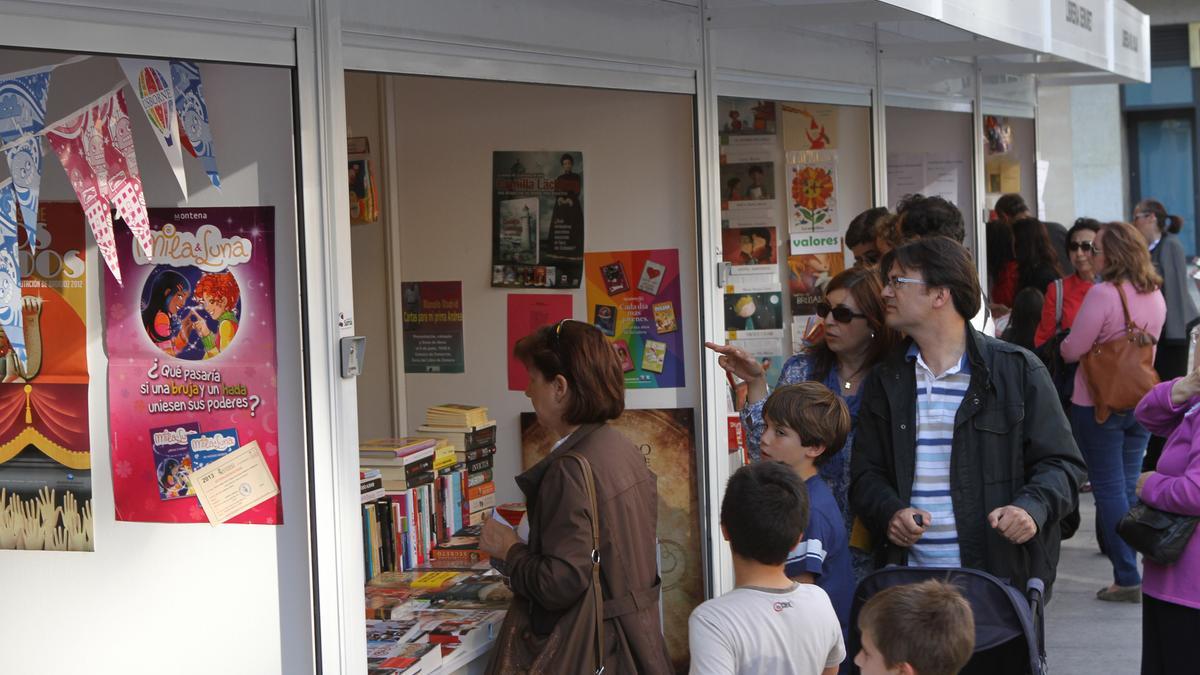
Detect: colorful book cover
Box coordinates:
(653, 301, 677, 334)
(151, 422, 199, 500)
(593, 304, 617, 336)
(637, 259, 667, 295)
(188, 427, 240, 470)
(642, 340, 667, 374)
(613, 339, 635, 372)
(600, 261, 629, 295)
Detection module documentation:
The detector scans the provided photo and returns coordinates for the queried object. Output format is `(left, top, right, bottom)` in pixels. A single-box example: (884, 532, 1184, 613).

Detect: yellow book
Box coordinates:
(433, 441, 457, 472)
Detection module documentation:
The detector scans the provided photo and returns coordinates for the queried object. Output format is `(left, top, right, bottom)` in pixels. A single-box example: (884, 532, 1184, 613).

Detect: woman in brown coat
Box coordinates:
(482, 319, 672, 674)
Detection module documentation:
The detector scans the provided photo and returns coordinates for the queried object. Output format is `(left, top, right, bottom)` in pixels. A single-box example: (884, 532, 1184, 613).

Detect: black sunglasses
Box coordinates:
(1067, 241, 1096, 253)
(815, 302, 867, 323)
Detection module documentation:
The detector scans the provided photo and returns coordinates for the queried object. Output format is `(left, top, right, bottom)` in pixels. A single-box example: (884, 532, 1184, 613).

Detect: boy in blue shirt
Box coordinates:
(760, 382, 854, 639)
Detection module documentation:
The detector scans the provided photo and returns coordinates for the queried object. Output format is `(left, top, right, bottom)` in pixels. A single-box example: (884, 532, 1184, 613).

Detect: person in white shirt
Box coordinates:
(688, 461, 845, 675)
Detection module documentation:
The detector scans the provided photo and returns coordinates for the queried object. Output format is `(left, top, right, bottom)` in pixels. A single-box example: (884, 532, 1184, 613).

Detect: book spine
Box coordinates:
(431, 547, 487, 562)
(452, 471, 464, 534)
(466, 481, 495, 501)
(468, 493, 496, 514)
(465, 469, 493, 488)
(465, 509, 491, 527)
(404, 456, 435, 476)
(466, 425, 497, 449)
(466, 456, 493, 474)
(464, 445, 497, 463)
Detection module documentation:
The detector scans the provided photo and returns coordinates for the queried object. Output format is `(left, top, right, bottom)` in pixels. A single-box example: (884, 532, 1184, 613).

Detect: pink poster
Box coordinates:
(506, 294, 572, 391)
(106, 207, 280, 524)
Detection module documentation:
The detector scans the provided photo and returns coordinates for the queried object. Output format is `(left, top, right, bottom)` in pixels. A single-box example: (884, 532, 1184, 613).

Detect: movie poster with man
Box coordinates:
(491, 151, 584, 289)
(106, 207, 281, 524)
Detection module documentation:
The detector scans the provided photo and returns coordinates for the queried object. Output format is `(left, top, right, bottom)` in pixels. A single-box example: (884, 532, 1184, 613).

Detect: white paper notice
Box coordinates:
(189, 441, 280, 525)
(924, 155, 963, 206)
(886, 153, 926, 209)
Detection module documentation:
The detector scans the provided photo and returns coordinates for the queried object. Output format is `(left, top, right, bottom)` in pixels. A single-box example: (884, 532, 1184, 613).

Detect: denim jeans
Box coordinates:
(1071, 405, 1149, 586)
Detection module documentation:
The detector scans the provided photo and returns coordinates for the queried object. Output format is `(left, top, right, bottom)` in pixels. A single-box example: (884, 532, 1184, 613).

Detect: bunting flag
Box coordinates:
(170, 60, 221, 188)
(0, 180, 25, 370)
(45, 87, 154, 284)
(119, 58, 187, 198)
(0, 66, 53, 250)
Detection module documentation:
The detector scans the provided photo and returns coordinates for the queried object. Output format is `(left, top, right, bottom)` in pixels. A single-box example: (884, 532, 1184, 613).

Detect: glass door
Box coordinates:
(1129, 113, 1198, 258)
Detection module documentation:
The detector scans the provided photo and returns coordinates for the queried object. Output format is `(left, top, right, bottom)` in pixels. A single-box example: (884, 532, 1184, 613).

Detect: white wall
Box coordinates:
(1037, 83, 1128, 226)
(347, 74, 699, 507)
(885, 106, 977, 234)
(0, 49, 312, 675)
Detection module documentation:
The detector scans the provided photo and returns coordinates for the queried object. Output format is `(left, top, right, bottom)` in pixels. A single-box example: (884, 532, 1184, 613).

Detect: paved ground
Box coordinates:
(1045, 493, 1142, 674)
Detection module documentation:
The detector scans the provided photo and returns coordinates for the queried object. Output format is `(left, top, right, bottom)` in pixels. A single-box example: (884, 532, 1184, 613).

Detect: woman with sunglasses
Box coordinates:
(1034, 218, 1101, 348)
(706, 267, 898, 578)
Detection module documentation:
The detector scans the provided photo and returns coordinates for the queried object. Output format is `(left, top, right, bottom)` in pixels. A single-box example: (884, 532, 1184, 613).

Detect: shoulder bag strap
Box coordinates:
(1113, 283, 1137, 331)
(561, 452, 605, 675)
(1054, 279, 1064, 332)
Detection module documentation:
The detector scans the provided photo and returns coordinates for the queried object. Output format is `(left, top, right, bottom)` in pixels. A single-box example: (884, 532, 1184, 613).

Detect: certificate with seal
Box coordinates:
(189, 441, 280, 525)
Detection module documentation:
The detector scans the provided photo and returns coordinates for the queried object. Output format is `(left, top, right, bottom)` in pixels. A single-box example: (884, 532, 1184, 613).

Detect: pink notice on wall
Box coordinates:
(506, 294, 573, 391)
(105, 207, 281, 524)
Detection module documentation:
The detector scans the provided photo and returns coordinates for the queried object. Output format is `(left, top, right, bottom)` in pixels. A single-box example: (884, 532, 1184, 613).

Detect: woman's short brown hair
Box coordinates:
(1098, 221, 1162, 294)
(513, 320, 625, 424)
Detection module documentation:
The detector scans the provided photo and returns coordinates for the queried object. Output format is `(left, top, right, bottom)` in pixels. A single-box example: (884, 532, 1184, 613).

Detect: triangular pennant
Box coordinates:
(45, 97, 122, 284)
(0, 66, 53, 251)
(169, 60, 220, 188)
(118, 58, 187, 199)
(105, 89, 154, 259)
(0, 180, 26, 372)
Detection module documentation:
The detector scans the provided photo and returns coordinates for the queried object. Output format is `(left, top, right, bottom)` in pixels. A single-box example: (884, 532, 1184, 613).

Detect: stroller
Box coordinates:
(846, 566, 1047, 675)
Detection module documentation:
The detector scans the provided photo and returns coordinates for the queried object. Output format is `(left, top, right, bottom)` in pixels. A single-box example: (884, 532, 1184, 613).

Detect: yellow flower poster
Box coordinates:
(787, 150, 838, 235)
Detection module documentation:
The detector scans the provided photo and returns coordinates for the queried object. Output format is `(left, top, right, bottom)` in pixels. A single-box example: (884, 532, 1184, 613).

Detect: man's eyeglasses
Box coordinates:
(815, 302, 867, 323)
(1067, 241, 1096, 253)
(886, 276, 928, 291)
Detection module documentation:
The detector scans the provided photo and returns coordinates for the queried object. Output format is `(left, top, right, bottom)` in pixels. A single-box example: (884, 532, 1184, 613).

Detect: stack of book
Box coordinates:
(416, 407, 498, 533)
(365, 568, 509, 672)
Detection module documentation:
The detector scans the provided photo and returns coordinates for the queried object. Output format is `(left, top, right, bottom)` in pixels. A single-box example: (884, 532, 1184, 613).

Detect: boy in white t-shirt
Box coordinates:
(688, 462, 845, 675)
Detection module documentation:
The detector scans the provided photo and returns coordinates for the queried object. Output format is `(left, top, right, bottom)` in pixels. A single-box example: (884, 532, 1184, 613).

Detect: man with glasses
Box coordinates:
(850, 237, 1085, 626)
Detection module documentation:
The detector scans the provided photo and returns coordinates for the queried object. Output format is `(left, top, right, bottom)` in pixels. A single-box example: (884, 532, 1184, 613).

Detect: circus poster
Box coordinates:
(105, 207, 281, 524)
(521, 408, 701, 674)
(0, 202, 92, 551)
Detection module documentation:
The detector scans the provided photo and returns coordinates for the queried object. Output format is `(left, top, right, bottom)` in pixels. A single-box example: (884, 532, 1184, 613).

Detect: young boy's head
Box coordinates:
(720, 461, 808, 566)
(855, 579, 975, 675)
(760, 382, 850, 472)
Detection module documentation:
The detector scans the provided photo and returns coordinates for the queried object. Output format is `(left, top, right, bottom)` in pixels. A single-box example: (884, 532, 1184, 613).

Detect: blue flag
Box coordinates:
(170, 60, 221, 188)
(0, 67, 53, 250)
(0, 180, 25, 371)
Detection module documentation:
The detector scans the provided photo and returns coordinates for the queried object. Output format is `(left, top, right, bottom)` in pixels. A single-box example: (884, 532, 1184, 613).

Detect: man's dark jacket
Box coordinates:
(850, 328, 1086, 592)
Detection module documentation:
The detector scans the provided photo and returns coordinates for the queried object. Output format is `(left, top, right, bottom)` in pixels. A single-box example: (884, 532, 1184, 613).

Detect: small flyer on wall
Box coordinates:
(780, 103, 837, 150)
(585, 249, 684, 389)
(787, 150, 838, 235)
(724, 291, 783, 339)
(106, 207, 281, 524)
(788, 251, 846, 315)
(718, 98, 778, 163)
(0, 202, 93, 551)
(506, 294, 572, 391)
(720, 161, 779, 229)
(402, 281, 465, 373)
(491, 151, 584, 289)
(521, 408, 702, 672)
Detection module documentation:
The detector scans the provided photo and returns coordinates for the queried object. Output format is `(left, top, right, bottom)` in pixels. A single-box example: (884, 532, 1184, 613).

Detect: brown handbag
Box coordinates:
(1080, 284, 1160, 423)
(487, 452, 605, 675)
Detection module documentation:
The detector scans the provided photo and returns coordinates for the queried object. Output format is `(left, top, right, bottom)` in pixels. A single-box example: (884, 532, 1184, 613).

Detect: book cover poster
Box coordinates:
(506, 293, 572, 391)
(402, 281, 465, 374)
(787, 151, 839, 235)
(491, 151, 583, 289)
(723, 291, 783, 336)
(781, 102, 837, 150)
(521, 409, 702, 674)
(0, 202, 93, 551)
(788, 251, 845, 315)
(105, 207, 281, 524)
(585, 249, 684, 389)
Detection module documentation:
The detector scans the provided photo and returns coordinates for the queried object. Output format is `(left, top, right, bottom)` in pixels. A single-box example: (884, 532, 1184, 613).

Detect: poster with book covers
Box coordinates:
(584, 249, 684, 389)
(0, 203, 92, 551)
(106, 207, 281, 524)
(521, 409, 702, 673)
(491, 151, 583, 289)
(788, 251, 846, 315)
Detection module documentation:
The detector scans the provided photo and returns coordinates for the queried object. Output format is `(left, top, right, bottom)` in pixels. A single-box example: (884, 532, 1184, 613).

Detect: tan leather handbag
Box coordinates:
(1080, 284, 1159, 423)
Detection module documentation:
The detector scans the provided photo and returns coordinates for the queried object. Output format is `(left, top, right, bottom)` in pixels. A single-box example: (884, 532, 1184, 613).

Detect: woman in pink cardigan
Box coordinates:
(1134, 362, 1200, 674)
(1060, 221, 1165, 602)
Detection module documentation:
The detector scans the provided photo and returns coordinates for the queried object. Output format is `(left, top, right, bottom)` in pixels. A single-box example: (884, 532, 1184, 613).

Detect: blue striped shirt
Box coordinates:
(907, 344, 971, 567)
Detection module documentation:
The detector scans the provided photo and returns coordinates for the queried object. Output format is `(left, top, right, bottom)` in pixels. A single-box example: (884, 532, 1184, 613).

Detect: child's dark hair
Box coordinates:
(858, 579, 976, 675)
(720, 462, 808, 565)
(141, 269, 190, 343)
(762, 382, 850, 466)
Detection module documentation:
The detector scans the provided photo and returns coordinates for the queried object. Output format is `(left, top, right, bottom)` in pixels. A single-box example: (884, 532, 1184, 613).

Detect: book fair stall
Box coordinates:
(0, 1, 1149, 674)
